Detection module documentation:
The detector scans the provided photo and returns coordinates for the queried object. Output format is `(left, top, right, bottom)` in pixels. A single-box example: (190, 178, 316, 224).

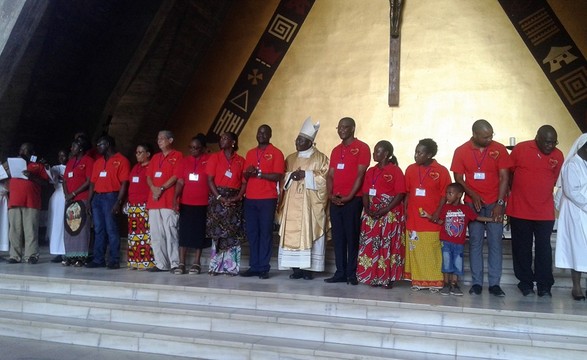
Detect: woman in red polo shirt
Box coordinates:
(404, 138, 451, 291)
(205, 132, 246, 276)
(174, 134, 210, 274)
(126, 143, 155, 270)
(63, 136, 94, 266)
(357, 140, 406, 287)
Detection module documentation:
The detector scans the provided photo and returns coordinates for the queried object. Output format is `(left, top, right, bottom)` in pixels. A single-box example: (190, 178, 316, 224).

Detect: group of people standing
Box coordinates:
(1, 117, 586, 301)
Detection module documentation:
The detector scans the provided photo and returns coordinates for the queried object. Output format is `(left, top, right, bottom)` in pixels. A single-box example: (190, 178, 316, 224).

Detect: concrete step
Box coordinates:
(0, 274, 586, 360)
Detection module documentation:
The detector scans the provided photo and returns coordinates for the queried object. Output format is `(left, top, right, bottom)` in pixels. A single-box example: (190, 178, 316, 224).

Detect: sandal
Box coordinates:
(189, 264, 201, 274)
(172, 264, 185, 275)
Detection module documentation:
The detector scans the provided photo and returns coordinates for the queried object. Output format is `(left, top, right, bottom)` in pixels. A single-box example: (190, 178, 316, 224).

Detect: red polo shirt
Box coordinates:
(146, 149, 183, 209)
(244, 143, 285, 199)
(450, 140, 512, 204)
(177, 153, 210, 206)
(206, 151, 245, 189)
(128, 163, 150, 204)
(405, 160, 452, 231)
(8, 161, 49, 209)
(64, 155, 94, 201)
(506, 140, 563, 220)
(361, 163, 406, 197)
(91, 152, 130, 193)
(330, 138, 371, 197)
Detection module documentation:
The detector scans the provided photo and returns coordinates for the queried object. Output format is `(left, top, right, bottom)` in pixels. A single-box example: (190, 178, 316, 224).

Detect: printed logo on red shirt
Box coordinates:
(112, 160, 121, 167)
(79, 164, 85, 170)
(264, 153, 273, 161)
(429, 171, 439, 181)
(168, 157, 178, 165)
(383, 174, 393, 182)
(549, 158, 558, 168)
(489, 150, 500, 159)
(350, 148, 359, 156)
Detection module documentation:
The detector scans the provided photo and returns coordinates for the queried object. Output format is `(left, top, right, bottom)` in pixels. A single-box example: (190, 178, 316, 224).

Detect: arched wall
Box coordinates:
(171, 0, 585, 170)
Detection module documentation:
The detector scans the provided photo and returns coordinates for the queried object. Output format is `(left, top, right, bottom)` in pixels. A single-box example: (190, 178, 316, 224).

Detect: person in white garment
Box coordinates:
(46, 150, 68, 263)
(0, 175, 8, 253)
(555, 133, 587, 301)
(277, 117, 330, 280)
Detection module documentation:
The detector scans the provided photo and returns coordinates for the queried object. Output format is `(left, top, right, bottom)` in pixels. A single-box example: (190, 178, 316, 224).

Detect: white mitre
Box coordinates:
(299, 116, 320, 141)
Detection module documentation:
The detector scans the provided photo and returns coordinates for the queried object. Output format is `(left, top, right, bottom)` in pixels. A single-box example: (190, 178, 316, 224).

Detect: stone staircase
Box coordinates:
(0, 233, 585, 359)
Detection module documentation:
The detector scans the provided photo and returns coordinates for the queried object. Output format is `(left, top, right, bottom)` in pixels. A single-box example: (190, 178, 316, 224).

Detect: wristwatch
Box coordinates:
(257, 170, 262, 178)
(496, 199, 505, 206)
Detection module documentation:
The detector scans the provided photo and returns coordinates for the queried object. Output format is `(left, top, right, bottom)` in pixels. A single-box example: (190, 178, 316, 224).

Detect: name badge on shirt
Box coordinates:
(154, 171, 163, 178)
(132, 176, 139, 183)
(189, 173, 199, 181)
(68, 171, 74, 178)
(337, 163, 345, 170)
(415, 188, 426, 197)
(473, 172, 486, 180)
(369, 188, 377, 196)
(99, 171, 107, 178)
(225, 170, 233, 178)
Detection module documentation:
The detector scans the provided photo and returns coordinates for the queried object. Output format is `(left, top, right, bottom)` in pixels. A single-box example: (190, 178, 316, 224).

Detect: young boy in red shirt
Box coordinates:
(421, 183, 494, 296)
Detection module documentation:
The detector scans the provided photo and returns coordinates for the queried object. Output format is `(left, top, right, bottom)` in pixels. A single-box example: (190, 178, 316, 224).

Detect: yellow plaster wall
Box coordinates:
(171, 0, 585, 171)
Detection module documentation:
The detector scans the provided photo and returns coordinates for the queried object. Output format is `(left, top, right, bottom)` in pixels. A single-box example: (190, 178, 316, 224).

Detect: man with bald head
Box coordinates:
(451, 119, 512, 296)
(506, 125, 563, 297)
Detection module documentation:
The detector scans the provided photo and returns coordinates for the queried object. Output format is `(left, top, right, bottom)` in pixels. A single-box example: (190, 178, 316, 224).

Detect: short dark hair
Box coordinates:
(97, 135, 115, 148)
(447, 182, 464, 194)
(192, 133, 207, 148)
(418, 138, 438, 157)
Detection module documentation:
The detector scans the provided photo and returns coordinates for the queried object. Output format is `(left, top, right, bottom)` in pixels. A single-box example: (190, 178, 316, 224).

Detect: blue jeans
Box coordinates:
(91, 192, 120, 265)
(244, 198, 277, 273)
(441, 241, 464, 276)
(467, 202, 503, 287)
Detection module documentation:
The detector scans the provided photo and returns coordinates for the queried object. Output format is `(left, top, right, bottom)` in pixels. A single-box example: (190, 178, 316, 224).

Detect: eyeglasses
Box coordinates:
(97, 142, 108, 147)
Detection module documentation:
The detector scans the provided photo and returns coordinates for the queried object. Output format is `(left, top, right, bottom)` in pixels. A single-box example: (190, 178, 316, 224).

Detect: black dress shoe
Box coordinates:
(240, 269, 259, 277)
(107, 263, 120, 270)
(302, 271, 313, 280)
(324, 276, 346, 283)
(50, 255, 63, 263)
(147, 267, 166, 272)
(289, 271, 304, 279)
(469, 284, 482, 295)
(572, 292, 586, 301)
(258, 271, 269, 279)
(520, 288, 535, 297)
(537, 289, 552, 297)
(488, 285, 506, 297)
(347, 276, 359, 285)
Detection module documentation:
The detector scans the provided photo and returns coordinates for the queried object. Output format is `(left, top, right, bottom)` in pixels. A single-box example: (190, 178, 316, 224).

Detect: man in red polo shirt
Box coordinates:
(86, 135, 130, 269)
(240, 124, 285, 279)
(7, 143, 49, 264)
(507, 125, 563, 297)
(147, 130, 183, 273)
(451, 119, 512, 296)
(325, 117, 370, 285)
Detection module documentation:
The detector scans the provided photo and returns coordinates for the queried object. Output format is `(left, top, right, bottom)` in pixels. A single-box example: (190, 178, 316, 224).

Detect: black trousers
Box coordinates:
(329, 197, 363, 278)
(510, 217, 555, 291)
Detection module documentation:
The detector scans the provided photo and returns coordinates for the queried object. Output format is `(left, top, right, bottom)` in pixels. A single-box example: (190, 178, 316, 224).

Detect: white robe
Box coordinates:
(0, 182, 8, 252)
(46, 165, 66, 255)
(555, 154, 587, 272)
(277, 147, 329, 272)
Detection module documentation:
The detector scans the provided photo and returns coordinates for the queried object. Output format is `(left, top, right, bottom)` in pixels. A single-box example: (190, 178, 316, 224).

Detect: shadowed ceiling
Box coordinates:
(0, 0, 232, 162)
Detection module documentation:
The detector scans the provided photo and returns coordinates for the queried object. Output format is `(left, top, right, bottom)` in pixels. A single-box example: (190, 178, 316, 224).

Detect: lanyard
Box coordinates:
(192, 156, 201, 173)
(472, 148, 488, 170)
(418, 166, 432, 186)
(256, 147, 266, 167)
(158, 153, 169, 169)
(371, 167, 384, 188)
(224, 152, 233, 170)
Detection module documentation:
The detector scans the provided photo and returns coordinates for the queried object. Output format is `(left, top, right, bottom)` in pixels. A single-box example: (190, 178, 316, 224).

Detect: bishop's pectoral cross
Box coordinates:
(389, 0, 403, 106)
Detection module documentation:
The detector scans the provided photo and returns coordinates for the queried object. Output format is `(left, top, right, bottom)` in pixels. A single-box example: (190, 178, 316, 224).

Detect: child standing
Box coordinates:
(421, 182, 494, 296)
